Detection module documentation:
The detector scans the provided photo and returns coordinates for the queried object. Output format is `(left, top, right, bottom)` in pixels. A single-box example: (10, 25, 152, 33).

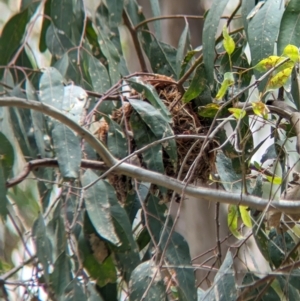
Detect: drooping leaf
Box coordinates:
(278, 0, 300, 55)
(202, 0, 230, 86)
(182, 64, 207, 103)
(32, 214, 53, 283)
(0, 133, 14, 217)
(176, 23, 190, 78)
(129, 111, 165, 176)
(39, 67, 65, 109)
(149, 0, 162, 40)
(228, 205, 243, 239)
(129, 261, 166, 301)
(282, 44, 299, 62)
(223, 25, 235, 55)
(88, 55, 111, 94)
(198, 103, 220, 118)
(203, 251, 238, 300)
(179, 45, 202, 78)
(51, 0, 73, 38)
(129, 99, 177, 170)
(266, 175, 282, 185)
(160, 230, 197, 301)
(0, 9, 30, 78)
(148, 39, 177, 79)
(252, 101, 270, 118)
(50, 251, 72, 298)
(106, 0, 124, 27)
(78, 230, 117, 287)
(215, 72, 235, 99)
(254, 56, 282, 72)
(228, 108, 246, 120)
(267, 66, 293, 90)
(82, 170, 121, 246)
(147, 194, 172, 244)
(248, 0, 284, 73)
(105, 118, 128, 159)
(52, 121, 81, 179)
(240, 205, 252, 228)
(46, 24, 74, 58)
(128, 77, 172, 122)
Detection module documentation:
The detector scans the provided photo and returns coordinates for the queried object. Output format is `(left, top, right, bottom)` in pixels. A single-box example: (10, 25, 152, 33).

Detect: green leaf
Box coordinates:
(147, 194, 172, 244)
(215, 72, 234, 100)
(50, 251, 72, 297)
(88, 55, 111, 94)
(32, 214, 53, 283)
(52, 121, 81, 179)
(176, 23, 190, 78)
(248, 0, 284, 72)
(78, 230, 117, 287)
(39, 67, 65, 109)
(215, 152, 252, 193)
(149, 0, 162, 40)
(160, 230, 197, 301)
(82, 170, 121, 246)
(203, 251, 237, 300)
(106, 0, 124, 27)
(203, 0, 230, 86)
(26, 80, 47, 158)
(182, 65, 207, 103)
(240, 206, 252, 228)
(129, 99, 177, 170)
(148, 39, 177, 79)
(198, 103, 220, 118)
(282, 44, 299, 62)
(51, 0, 73, 38)
(130, 111, 165, 175)
(62, 84, 87, 124)
(0, 133, 14, 217)
(128, 77, 172, 122)
(179, 46, 202, 78)
(105, 118, 128, 159)
(223, 25, 235, 55)
(46, 24, 74, 58)
(39, 0, 51, 52)
(95, 12, 120, 85)
(278, 0, 300, 55)
(129, 261, 167, 301)
(228, 205, 243, 239)
(0, 9, 30, 78)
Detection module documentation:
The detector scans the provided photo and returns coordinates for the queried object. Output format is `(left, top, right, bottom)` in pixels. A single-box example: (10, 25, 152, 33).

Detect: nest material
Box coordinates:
(97, 74, 216, 201)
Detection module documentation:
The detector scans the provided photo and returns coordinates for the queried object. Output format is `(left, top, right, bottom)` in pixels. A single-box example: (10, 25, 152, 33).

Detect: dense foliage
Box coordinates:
(1, 0, 300, 300)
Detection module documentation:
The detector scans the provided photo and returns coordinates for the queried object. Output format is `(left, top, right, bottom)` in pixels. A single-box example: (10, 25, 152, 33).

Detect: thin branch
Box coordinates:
(1, 97, 300, 213)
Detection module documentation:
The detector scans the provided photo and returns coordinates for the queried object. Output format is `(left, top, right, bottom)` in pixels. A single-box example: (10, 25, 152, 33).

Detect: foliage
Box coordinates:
(1, 0, 300, 300)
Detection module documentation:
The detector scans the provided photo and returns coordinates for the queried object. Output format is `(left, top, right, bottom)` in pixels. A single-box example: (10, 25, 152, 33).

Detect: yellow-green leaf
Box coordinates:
(223, 25, 235, 55)
(228, 108, 246, 119)
(215, 72, 234, 100)
(239, 206, 252, 228)
(198, 103, 220, 118)
(267, 66, 293, 90)
(266, 175, 282, 185)
(254, 56, 282, 72)
(282, 44, 299, 62)
(228, 205, 243, 239)
(252, 101, 269, 118)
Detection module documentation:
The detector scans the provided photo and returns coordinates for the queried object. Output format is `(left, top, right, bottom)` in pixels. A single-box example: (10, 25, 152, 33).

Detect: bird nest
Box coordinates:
(96, 74, 216, 201)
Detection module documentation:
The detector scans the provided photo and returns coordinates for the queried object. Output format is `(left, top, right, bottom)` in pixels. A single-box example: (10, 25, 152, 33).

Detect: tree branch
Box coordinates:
(1, 97, 300, 213)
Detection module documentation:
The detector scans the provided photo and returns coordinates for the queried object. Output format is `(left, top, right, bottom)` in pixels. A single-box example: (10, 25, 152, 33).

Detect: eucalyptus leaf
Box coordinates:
(52, 121, 81, 179)
(202, 0, 230, 86)
(160, 229, 197, 301)
(129, 261, 166, 301)
(129, 99, 177, 170)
